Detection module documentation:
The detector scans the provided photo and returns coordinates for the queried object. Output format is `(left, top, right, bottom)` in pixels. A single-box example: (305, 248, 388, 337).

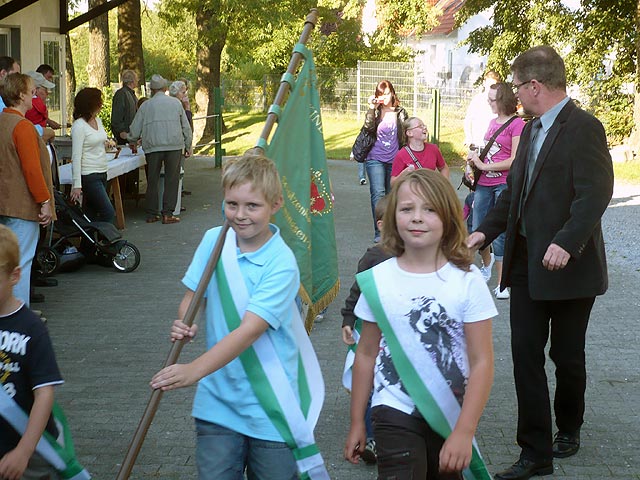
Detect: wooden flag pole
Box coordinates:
(115, 221, 230, 480)
(252, 8, 318, 152)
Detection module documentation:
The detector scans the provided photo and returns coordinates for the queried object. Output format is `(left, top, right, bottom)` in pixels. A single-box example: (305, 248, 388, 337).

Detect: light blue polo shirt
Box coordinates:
(183, 224, 301, 441)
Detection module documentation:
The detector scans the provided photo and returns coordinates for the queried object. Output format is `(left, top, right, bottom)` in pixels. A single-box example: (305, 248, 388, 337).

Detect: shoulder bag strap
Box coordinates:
(404, 146, 423, 169)
(478, 115, 518, 161)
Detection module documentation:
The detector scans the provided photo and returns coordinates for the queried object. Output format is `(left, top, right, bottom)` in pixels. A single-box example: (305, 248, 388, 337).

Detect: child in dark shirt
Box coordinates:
(341, 196, 392, 465)
(0, 224, 64, 480)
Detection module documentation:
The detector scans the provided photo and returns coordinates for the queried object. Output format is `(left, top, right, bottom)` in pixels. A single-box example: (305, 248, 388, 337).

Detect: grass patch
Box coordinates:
(208, 109, 640, 185)
(216, 109, 468, 165)
(614, 160, 640, 184)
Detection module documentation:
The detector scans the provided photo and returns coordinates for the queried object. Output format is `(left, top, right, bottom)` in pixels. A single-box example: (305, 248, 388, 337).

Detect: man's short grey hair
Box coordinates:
(169, 80, 186, 97)
(511, 45, 566, 91)
(121, 69, 137, 86)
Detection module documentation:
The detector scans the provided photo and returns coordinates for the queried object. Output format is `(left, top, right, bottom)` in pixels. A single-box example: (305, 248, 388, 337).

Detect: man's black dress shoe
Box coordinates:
(33, 277, 58, 287)
(552, 430, 580, 458)
(494, 458, 553, 480)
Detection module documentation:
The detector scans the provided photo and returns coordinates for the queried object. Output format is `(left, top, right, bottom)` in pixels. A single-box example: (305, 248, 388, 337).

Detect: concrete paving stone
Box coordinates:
(38, 157, 640, 479)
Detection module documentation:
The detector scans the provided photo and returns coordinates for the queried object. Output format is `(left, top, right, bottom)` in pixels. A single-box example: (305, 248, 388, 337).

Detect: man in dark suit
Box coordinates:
(468, 46, 614, 480)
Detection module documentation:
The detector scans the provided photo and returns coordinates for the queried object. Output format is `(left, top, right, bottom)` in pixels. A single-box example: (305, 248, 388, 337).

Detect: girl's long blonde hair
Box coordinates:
(382, 169, 473, 271)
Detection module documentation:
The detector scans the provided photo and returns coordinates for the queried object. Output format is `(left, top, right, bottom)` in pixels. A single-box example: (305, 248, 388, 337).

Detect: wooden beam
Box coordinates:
(0, 0, 39, 20)
(60, 0, 131, 34)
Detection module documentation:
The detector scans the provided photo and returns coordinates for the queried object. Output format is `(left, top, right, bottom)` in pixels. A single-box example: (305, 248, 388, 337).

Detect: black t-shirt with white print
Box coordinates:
(1, 305, 63, 455)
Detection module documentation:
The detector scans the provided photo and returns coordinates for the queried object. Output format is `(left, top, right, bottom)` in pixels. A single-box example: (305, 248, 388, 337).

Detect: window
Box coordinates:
(0, 28, 10, 56)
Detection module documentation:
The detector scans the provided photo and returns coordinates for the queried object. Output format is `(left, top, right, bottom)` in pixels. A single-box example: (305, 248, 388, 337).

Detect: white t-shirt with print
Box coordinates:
(354, 258, 497, 415)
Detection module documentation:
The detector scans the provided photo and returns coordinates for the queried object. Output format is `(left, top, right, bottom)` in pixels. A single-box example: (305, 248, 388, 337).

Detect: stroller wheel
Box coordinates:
(112, 241, 141, 273)
(35, 247, 60, 276)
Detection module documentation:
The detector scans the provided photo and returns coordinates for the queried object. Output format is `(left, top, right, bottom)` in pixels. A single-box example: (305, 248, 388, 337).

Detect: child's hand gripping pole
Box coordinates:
(115, 221, 231, 480)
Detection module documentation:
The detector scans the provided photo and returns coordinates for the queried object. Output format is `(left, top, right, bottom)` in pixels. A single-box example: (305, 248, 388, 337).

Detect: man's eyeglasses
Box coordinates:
(512, 80, 532, 94)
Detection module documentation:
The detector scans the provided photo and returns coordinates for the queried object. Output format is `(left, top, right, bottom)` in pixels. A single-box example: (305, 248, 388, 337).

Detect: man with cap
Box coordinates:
(25, 71, 60, 129)
(128, 74, 192, 224)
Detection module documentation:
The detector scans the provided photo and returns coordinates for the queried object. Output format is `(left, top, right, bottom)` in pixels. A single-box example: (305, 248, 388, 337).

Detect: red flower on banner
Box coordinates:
(310, 180, 326, 214)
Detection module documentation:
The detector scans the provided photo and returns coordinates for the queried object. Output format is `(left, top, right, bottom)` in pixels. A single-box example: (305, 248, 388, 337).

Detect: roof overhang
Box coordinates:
(0, 0, 131, 33)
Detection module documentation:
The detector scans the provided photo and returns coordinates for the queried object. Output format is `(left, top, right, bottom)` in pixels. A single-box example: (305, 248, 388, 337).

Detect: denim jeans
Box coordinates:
(472, 183, 508, 259)
(365, 159, 393, 239)
(81, 172, 115, 223)
(358, 162, 366, 181)
(195, 419, 298, 480)
(0, 216, 39, 307)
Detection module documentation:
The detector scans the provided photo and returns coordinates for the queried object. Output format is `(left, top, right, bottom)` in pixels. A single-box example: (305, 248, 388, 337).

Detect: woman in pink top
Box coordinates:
(468, 82, 525, 298)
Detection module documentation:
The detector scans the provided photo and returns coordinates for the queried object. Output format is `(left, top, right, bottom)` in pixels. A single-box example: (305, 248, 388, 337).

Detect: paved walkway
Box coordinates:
(41, 157, 640, 479)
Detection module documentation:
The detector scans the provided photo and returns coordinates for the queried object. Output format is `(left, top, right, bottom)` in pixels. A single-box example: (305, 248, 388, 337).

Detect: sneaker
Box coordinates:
(314, 313, 324, 323)
(361, 439, 377, 465)
(359, 178, 367, 185)
(479, 253, 495, 283)
(494, 286, 510, 299)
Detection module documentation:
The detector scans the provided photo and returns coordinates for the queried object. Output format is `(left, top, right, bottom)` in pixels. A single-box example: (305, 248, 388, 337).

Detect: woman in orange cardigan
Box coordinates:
(0, 73, 54, 306)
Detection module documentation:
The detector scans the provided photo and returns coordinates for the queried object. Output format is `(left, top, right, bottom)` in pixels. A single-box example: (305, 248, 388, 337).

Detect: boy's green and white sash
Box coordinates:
(341, 319, 361, 391)
(214, 228, 329, 480)
(0, 388, 91, 479)
(356, 267, 491, 480)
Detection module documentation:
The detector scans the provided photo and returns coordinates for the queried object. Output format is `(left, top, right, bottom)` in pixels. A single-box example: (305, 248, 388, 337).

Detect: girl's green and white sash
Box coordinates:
(356, 266, 491, 480)
(0, 388, 91, 479)
(215, 228, 329, 480)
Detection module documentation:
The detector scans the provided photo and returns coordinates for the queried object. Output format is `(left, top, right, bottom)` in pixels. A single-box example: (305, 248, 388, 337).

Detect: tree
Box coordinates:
(117, 0, 145, 95)
(458, 0, 638, 145)
(87, 0, 110, 87)
(65, 33, 76, 124)
(157, 0, 441, 143)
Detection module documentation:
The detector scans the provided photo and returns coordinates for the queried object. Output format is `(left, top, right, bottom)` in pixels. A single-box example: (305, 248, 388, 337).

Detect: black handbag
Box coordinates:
(352, 126, 376, 163)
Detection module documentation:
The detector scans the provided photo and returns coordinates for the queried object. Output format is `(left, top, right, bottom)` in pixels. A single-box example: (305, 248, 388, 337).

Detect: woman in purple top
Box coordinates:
(468, 82, 525, 298)
(361, 80, 409, 242)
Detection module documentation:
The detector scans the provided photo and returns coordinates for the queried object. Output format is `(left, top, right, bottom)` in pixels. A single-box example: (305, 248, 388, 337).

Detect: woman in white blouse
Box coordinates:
(70, 87, 115, 223)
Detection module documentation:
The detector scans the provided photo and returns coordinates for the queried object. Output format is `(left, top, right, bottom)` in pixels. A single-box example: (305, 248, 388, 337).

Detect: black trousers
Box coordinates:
(509, 235, 595, 461)
(372, 406, 462, 480)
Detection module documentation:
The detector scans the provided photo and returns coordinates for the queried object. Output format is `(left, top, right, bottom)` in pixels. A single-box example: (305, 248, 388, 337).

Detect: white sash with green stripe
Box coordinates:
(0, 388, 91, 479)
(357, 266, 491, 480)
(215, 228, 329, 479)
(341, 319, 361, 391)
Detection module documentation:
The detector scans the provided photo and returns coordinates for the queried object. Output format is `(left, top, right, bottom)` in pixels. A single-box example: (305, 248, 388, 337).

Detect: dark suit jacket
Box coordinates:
(477, 100, 614, 300)
(111, 85, 138, 145)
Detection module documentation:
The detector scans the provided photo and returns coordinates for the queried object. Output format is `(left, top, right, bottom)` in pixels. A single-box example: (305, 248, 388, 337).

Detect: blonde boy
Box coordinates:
(0, 225, 64, 480)
(151, 154, 326, 479)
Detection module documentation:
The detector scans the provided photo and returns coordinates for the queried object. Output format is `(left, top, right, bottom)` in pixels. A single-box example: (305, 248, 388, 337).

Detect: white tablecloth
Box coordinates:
(58, 147, 146, 185)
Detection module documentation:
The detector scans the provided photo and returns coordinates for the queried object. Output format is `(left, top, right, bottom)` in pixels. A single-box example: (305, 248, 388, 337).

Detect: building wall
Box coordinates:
(406, 9, 493, 90)
(0, 0, 60, 70)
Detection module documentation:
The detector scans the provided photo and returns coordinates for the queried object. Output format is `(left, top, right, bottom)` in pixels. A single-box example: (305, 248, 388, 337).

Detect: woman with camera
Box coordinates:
(356, 80, 409, 243)
(467, 82, 525, 298)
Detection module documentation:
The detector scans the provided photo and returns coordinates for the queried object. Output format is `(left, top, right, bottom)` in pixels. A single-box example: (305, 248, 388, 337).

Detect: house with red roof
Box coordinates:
(404, 0, 493, 90)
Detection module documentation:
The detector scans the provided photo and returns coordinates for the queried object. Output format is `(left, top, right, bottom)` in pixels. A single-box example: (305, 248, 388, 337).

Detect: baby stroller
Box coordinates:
(35, 190, 141, 275)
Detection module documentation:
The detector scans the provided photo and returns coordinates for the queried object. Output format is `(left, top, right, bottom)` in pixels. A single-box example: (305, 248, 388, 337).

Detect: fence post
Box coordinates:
(413, 60, 418, 115)
(214, 87, 225, 168)
(356, 60, 361, 122)
(431, 88, 440, 145)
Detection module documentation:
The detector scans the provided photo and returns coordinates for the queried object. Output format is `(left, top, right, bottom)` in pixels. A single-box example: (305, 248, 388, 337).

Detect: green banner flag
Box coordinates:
(265, 44, 339, 330)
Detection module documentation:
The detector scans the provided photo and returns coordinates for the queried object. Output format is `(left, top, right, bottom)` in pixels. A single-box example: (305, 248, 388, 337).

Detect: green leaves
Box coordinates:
(459, 0, 638, 143)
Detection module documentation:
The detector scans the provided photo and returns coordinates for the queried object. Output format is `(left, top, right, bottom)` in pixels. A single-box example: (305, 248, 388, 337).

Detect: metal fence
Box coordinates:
(220, 60, 479, 143)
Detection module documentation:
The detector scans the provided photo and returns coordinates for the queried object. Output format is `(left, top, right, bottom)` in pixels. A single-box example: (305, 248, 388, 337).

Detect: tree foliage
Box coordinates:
(458, 0, 638, 144)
